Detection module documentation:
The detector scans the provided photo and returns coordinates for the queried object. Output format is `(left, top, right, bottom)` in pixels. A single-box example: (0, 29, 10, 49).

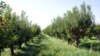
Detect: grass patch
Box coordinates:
(80, 37, 100, 51)
(1, 34, 100, 56)
(38, 34, 100, 56)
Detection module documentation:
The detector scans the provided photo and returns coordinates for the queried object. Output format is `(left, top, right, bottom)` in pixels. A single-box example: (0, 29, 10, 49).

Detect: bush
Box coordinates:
(80, 37, 100, 51)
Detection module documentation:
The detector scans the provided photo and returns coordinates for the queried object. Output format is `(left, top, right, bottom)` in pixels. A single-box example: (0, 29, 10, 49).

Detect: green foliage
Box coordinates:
(43, 2, 95, 46)
(38, 34, 100, 56)
(80, 37, 100, 51)
(0, 1, 100, 56)
(13, 34, 100, 56)
(43, 16, 67, 40)
(2, 34, 100, 56)
(12, 33, 44, 56)
(0, 1, 41, 56)
(93, 25, 100, 35)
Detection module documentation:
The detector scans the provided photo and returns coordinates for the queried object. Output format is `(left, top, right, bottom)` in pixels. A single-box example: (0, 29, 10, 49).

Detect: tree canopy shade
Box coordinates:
(43, 2, 95, 46)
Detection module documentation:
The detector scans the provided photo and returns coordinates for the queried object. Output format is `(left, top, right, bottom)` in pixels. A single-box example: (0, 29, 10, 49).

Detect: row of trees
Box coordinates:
(43, 2, 100, 46)
(0, 1, 41, 56)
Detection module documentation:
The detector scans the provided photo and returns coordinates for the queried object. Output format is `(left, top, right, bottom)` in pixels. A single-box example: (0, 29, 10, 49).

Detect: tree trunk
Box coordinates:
(18, 39, 22, 49)
(0, 48, 1, 56)
(10, 44, 14, 56)
(19, 43, 22, 49)
(76, 38, 80, 47)
(68, 38, 71, 44)
(18, 38, 22, 49)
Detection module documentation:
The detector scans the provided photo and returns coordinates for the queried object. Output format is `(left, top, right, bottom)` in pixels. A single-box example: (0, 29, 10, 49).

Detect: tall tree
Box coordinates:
(63, 2, 94, 46)
(0, 1, 7, 56)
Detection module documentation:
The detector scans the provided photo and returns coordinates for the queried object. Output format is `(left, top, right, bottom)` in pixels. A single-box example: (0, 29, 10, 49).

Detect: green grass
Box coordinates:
(1, 33, 100, 56)
(80, 37, 100, 51)
(1, 48, 11, 56)
(38, 34, 100, 56)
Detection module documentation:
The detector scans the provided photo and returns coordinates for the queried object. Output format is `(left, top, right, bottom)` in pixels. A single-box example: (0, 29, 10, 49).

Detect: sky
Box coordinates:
(1, 0, 100, 29)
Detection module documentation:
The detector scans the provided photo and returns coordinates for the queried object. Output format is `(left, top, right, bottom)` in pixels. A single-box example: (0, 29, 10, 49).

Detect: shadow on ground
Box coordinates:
(15, 34, 46, 56)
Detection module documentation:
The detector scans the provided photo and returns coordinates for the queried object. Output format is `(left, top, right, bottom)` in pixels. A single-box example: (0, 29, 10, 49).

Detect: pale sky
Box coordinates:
(2, 0, 100, 29)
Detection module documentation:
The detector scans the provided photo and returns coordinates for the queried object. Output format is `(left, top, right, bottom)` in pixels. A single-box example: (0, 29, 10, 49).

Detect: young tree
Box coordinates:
(63, 2, 94, 46)
(43, 2, 94, 46)
(17, 11, 41, 48)
(0, 1, 41, 56)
